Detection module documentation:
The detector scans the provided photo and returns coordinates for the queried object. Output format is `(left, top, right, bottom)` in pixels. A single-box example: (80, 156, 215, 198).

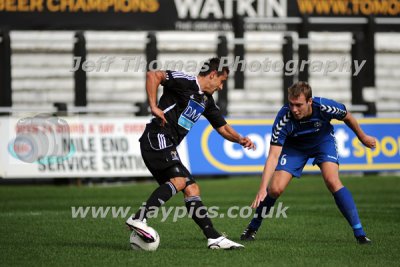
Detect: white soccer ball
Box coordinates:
(129, 227, 160, 251)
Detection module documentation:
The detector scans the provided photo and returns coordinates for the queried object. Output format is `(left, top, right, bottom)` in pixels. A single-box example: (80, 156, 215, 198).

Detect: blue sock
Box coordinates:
(249, 194, 277, 230)
(333, 187, 366, 237)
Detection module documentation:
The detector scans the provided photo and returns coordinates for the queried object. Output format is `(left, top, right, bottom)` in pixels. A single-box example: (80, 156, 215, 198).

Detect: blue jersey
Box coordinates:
(270, 97, 347, 151)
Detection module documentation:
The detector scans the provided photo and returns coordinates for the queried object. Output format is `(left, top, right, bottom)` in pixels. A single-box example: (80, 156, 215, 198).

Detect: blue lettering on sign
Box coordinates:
(178, 99, 205, 130)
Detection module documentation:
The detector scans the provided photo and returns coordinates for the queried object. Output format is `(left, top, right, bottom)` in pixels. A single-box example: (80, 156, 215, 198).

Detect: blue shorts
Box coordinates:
(275, 139, 339, 178)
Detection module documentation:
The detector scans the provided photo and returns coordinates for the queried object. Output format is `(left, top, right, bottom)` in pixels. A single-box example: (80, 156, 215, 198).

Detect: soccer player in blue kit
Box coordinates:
(241, 81, 376, 244)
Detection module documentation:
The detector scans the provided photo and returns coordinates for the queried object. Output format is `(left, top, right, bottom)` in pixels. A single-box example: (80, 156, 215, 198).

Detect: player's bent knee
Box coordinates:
(169, 177, 187, 192)
(268, 187, 284, 198)
(323, 177, 343, 193)
(184, 183, 200, 197)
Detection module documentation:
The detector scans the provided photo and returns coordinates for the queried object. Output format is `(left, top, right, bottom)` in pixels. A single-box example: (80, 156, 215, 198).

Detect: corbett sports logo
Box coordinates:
(7, 113, 75, 164)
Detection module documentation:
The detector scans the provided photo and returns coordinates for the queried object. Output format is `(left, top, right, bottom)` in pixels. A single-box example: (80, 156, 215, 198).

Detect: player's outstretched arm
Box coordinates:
(216, 124, 256, 150)
(342, 112, 376, 149)
(251, 145, 282, 208)
(146, 71, 168, 126)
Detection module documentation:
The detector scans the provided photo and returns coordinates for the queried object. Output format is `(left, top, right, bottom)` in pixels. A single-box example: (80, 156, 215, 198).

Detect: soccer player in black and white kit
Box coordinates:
(126, 58, 256, 249)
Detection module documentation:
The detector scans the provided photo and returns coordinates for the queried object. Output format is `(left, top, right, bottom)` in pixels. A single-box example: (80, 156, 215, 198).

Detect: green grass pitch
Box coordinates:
(1, 175, 399, 266)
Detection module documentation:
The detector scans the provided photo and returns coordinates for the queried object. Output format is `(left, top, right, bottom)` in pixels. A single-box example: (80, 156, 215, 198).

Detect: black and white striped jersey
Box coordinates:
(149, 70, 226, 145)
(270, 97, 347, 150)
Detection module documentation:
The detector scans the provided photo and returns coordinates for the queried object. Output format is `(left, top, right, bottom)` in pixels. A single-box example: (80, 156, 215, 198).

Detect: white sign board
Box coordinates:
(0, 116, 189, 178)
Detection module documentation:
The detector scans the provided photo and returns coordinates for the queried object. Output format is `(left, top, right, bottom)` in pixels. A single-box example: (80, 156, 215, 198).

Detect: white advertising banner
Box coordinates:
(0, 116, 190, 178)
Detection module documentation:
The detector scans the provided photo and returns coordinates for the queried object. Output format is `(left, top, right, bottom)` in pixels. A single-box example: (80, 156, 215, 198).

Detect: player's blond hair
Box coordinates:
(288, 81, 312, 101)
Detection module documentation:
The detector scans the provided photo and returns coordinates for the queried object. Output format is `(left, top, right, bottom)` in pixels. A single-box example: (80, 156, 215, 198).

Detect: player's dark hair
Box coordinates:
(198, 57, 229, 77)
(288, 81, 312, 100)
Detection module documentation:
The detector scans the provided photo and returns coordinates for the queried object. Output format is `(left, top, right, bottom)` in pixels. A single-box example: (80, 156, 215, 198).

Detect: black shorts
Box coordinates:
(139, 123, 195, 186)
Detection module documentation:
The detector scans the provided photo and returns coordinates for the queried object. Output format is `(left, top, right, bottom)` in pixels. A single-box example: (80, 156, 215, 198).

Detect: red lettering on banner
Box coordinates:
(99, 124, 114, 134)
(123, 123, 145, 133)
(89, 125, 95, 134)
(69, 123, 85, 134)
